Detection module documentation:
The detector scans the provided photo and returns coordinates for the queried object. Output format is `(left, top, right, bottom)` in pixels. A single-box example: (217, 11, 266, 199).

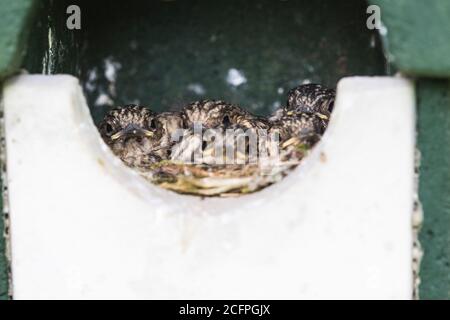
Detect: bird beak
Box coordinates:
(110, 131, 124, 140)
(111, 124, 154, 140)
(286, 111, 295, 116)
(281, 137, 299, 148)
(315, 112, 329, 120)
(142, 130, 155, 137)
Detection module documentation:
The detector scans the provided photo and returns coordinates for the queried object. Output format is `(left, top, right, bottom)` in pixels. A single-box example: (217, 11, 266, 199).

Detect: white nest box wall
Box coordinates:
(3, 75, 415, 299)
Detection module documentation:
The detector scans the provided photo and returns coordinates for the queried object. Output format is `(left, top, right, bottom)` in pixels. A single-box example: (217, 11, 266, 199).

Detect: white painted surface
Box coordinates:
(3, 75, 415, 299)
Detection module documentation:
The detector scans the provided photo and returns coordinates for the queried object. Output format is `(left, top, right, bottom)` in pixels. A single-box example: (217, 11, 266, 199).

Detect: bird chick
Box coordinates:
(174, 101, 269, 165)
(154, 112, 185, 158)
(99, 105, 163, 168)
(271, 114, 322, 143)
(181, 100, 249, 129)
(269, 113, 323, 163)
(271, 84, 335, 130)
(99, 83, 335, 197)
(286, 84, 335, 115)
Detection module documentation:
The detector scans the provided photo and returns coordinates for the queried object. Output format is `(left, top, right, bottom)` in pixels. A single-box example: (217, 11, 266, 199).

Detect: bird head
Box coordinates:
(100, 105, 159, 143)
(285, 84, 335, 117)
(99, 105, 165, 168)
(182, 100, 249, 129)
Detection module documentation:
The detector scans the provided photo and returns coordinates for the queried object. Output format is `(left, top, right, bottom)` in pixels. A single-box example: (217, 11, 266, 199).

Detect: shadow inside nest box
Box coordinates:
(23, 0, 389, 124)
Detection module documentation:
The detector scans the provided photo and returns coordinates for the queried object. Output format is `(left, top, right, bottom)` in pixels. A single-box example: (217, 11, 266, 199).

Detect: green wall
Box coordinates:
(0, 0, 36, 78)
(0, 0, 38, 301)
(23, 0, 387, 124)
(371, 0, 450, 78)
(372, 0, 450, 299)
(417, 80, 450, 299)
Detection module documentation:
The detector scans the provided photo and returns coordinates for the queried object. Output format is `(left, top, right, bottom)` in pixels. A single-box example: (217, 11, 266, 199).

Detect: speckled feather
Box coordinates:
(181, 100, 249, 129)
(286, 84, 335, 115)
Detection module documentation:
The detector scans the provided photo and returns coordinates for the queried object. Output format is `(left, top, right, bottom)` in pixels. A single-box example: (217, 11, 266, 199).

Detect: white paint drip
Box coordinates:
(95, 93, 114, 106)
(85, 68, 98, 92)
(226, 68, 247, 87)
(187, 83, 206, 95)
(104, 57, 122, 83)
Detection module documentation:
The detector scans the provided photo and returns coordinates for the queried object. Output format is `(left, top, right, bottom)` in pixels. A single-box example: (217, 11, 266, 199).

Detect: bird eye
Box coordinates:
(222, 115, 231, 127)
(149, 119, 157, 129)
(328, 101, 335, 112)
(105, 123, 114, 135)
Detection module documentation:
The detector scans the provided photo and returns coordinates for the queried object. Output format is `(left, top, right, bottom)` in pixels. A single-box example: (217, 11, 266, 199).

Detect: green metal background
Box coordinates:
(371, 0, 450, 299)
(371, 0, 450, 78)
(417, 80, 450, 299)
(0, 0, 36, 78)
(23, 0, 387, 123)
(0, 0, 38, 301)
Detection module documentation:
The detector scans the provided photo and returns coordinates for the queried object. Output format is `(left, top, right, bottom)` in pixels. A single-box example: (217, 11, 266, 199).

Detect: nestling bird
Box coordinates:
(154, 111, 185, 158)
(287, 84, 335, 113)
(99, 84, 336, 196)
(181, 100, 249, 129)
(271, 84, 335, 132)
(99, 105, 163, 168)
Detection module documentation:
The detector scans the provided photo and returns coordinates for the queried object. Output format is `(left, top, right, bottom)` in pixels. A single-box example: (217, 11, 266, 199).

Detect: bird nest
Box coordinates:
(99, 84, 335, 197)
(142, 145, 307, 197)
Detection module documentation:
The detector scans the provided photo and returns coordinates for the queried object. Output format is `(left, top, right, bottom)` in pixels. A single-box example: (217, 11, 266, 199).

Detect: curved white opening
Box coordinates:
(3, 74, 415, 299)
